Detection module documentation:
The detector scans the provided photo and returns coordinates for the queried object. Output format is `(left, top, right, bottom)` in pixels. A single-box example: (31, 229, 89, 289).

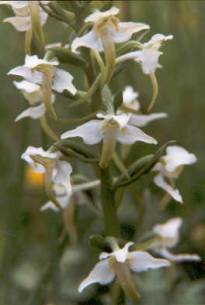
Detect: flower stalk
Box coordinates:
(100, 166, 120, 237)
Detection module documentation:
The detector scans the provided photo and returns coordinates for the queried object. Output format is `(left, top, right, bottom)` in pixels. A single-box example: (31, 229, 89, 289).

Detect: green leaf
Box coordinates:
(49, 47, 87, 68)
(53, 139, 98, 163)
(113, 141, 175, 189)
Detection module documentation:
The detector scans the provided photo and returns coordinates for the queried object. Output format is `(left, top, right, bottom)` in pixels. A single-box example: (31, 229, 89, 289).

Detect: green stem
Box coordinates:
(40, 115, 59, 142)
(100, 166, 120, 237)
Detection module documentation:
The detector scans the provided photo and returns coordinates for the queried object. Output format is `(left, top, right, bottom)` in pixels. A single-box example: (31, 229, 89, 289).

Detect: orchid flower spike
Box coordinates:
(71, 7, 150, 53)
(21, 146, 73, 211)
(117, 34, 173, 75)
(0, 1, 49, 32)
(119, 86, 167, 127)
(153, 145, 197, 203)
(61, 112, 157, 168)
(79, 241, 170, 298)
(150, 218, 201, 262)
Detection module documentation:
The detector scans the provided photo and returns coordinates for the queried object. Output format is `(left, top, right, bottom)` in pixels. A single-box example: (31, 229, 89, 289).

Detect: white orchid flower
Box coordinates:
(13, 80, 55, 121)
(120, 86, 167, 127)
(117, 34, 173, 75)
(61, 112, 157, 167)
(79, 241, 170, 294)
(21, 146, 73, 210)
(150, 218, 201, 262)
(153, 145, 197, 203)
(21, 146, 101, 211)
(71, 6, 150, 53)
(8, 54, 77, 95)
(0, 1, 49, 32)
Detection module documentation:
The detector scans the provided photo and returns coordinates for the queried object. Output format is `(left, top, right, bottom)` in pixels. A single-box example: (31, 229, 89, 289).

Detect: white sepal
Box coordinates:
(78, 260, 115, 293)
(153, 174, 183, 203)
(129, 251, 170, 272)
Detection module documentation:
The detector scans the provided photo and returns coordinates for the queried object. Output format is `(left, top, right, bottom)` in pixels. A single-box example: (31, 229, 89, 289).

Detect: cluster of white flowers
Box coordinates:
(3, 2, 200, 300)
(8, 54, 77, 121)
(0, 1, 49, 32)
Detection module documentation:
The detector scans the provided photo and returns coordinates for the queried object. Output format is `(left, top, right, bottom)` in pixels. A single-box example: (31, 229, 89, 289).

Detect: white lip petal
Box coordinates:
(15, 104, 46, 121)
(164, 145, 197, 173)
(61, 120, 102, 145)
(112, 22, 150, 43)
(134, 48, 162, 75)
(52, 161, 73, 209)
(153, 174, 183, 203)
(3, 16, 31, 32)
(85, 6, 119, 23)
(129, 112, 167, 127)
(78, 260, 115, 293)
(129, 250, 170, 272)
(71, 30, 103, 53)
(116, 125, 157, 145)
(52, 68, 77, 95)
(153, 217, 182, 240)
(40, 201, 60, 212)
(159, 249, 201, 262)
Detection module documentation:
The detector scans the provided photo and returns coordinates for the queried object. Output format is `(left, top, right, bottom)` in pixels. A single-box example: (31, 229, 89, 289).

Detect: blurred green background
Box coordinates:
(0, 1, 205, 304)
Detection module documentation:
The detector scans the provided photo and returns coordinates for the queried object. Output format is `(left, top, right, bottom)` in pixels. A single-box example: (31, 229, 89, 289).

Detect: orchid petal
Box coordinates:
(154, 174, 183, 203)
(114, 242, 134, 263)
(78, 260, 115, 293)
(153, 218, 182, 240)
(8, 66, 43, 84)
(21, 146, 57, 172)
(0, 1, 28, 10)
(116, 125, 157, 145)
(144, 34, 173, 49)
(85, 7, 119, 23)
(135, 49, 162, 74)
(15, 104, 46, 121)
(159, 249, 201, 262)
(99, 242, 134, 263)
(129, 251, 170, 272)
(52, 68, 77, 95)
(123, 86, 139, 107)
(40, 201, 60, 212)
(112, 22, 150, 43)
(24, 54, 58, 69)
(61, 120, 102, 145)
(13, 80, 40, 93)
(129, 112, 167, 127)
(72, 30, 103, 53)
(3, 15, 32, 31)
(164, 145, 197, 173)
